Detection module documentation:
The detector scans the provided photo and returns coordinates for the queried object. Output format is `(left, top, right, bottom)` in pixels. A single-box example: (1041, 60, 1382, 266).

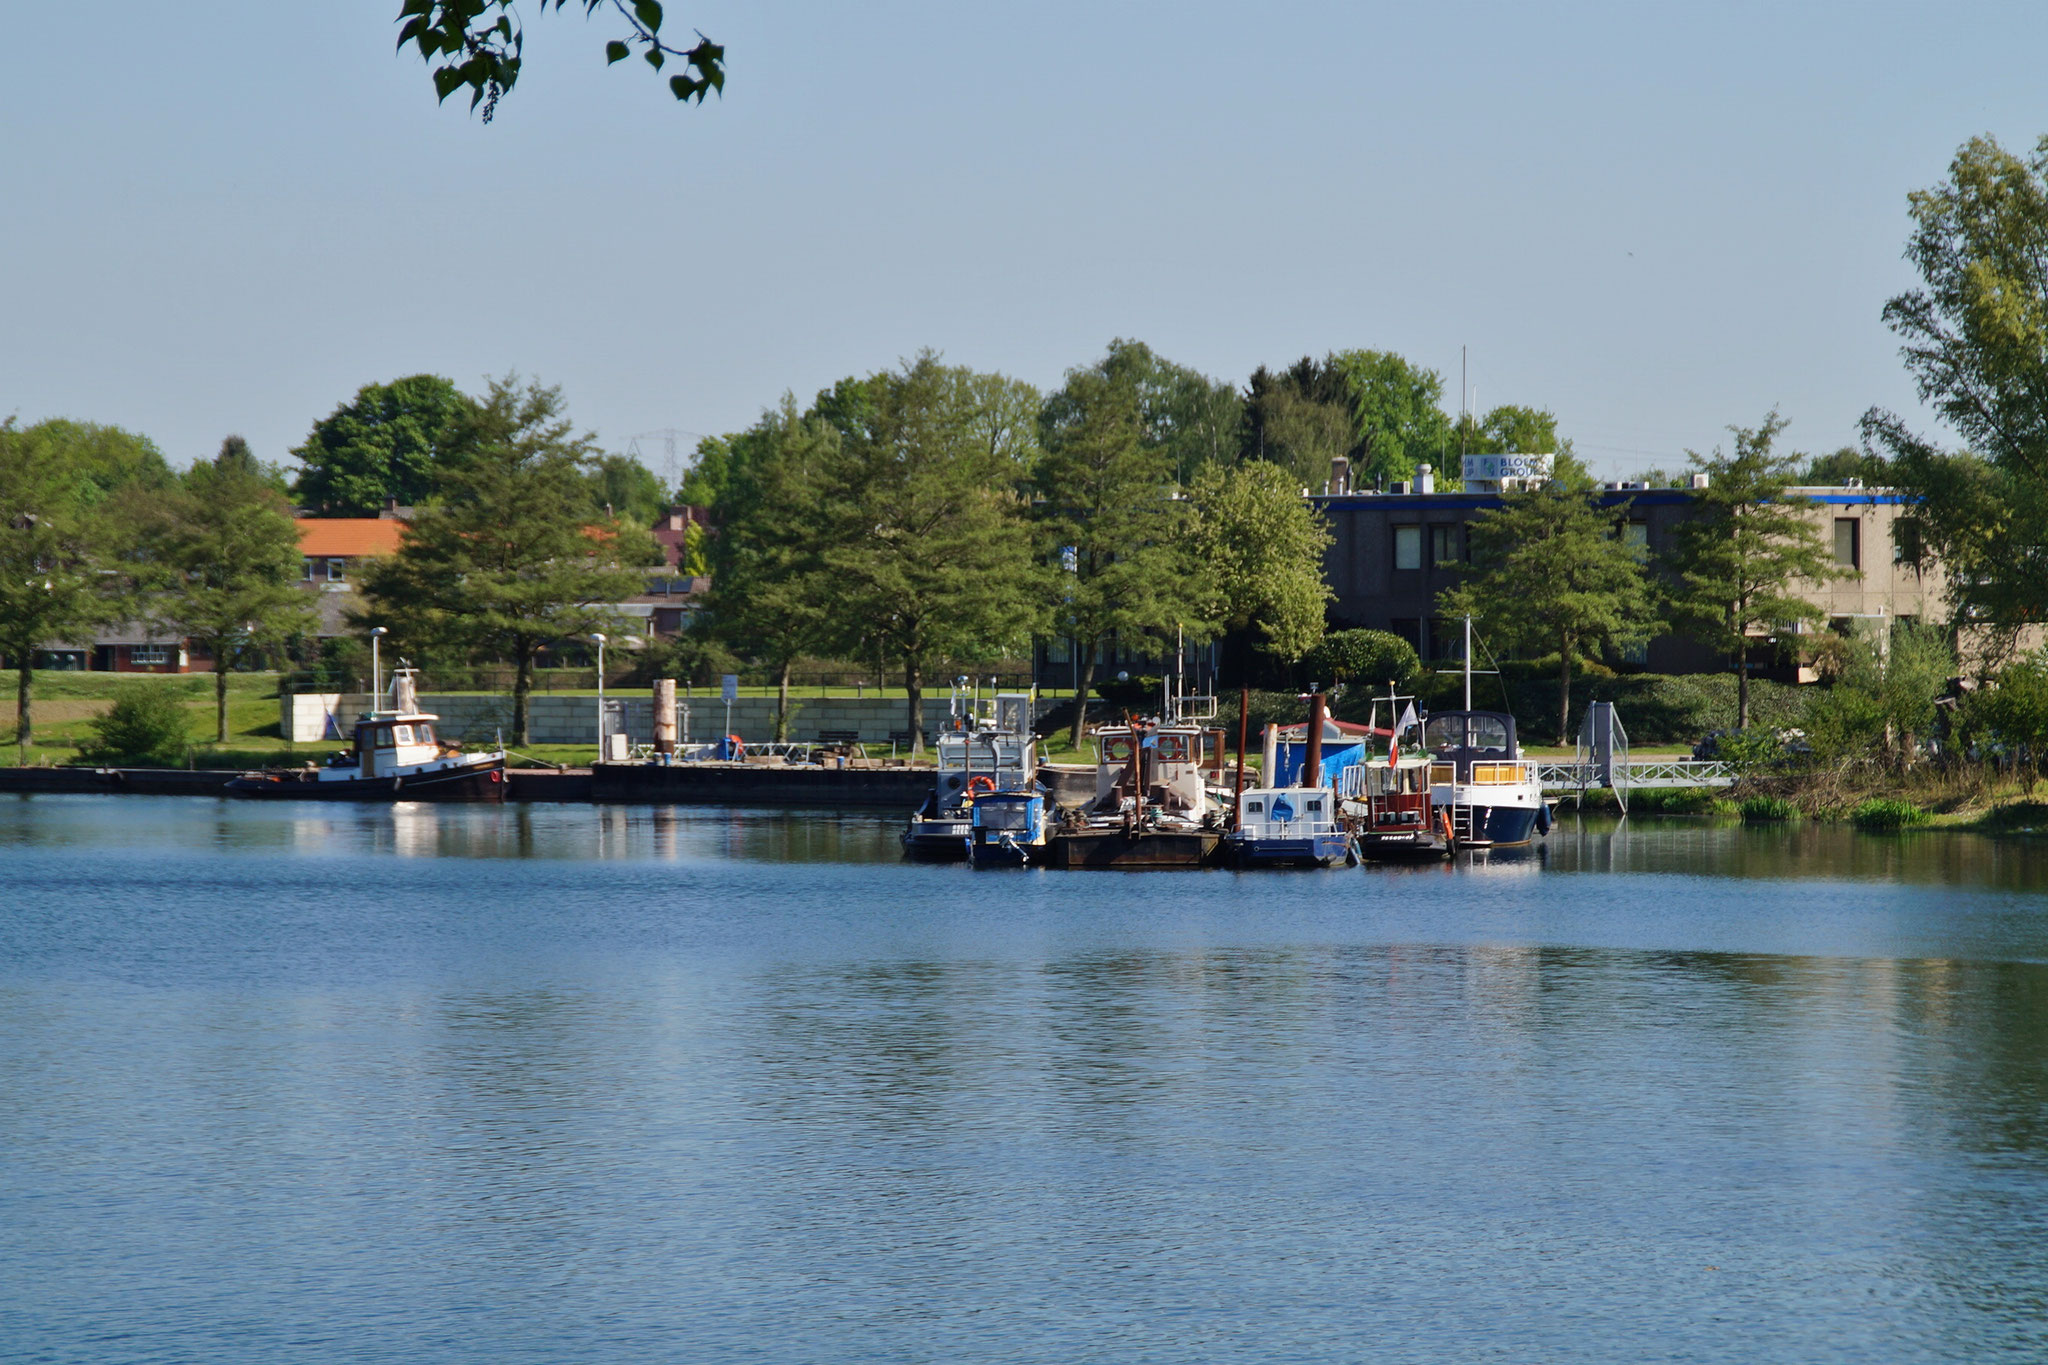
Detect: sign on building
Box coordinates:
(1462, 453, 1555, 485)
(721, 673, 739, 704)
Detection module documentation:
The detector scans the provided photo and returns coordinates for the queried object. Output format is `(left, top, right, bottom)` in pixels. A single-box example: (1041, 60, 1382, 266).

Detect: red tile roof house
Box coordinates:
(295, 518, 408, 639)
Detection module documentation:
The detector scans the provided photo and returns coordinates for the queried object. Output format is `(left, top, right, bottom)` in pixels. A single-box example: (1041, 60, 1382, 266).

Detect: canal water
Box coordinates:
(3, 794, 2047, 1363)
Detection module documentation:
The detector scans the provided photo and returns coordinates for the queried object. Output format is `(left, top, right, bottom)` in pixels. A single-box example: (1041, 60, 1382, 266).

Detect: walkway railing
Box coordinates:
(1536, 758, 1738, 793)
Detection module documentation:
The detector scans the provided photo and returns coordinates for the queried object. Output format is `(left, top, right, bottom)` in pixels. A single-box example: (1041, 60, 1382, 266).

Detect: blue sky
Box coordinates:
(4, 2, 2045, 484)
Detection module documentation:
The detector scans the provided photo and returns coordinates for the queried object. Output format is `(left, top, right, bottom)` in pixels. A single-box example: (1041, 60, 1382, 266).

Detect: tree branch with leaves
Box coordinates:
(397, 0, 723, 120)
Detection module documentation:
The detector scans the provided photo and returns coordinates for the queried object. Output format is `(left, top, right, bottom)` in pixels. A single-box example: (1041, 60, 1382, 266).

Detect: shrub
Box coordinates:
(76, 687, 191, 767)
(1738, 794, 1798, 823)
(1626, 786, 1724, 815)
(1850, 798, 1931, 830)
(1302, 629, 1420, 695)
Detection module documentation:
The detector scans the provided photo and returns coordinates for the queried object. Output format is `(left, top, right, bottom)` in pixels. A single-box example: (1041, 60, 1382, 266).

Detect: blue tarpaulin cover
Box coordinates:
(1272, 741, 1368, 788)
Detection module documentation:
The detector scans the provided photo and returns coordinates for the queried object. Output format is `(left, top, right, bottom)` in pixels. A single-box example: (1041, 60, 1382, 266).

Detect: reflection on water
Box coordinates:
(4, 795, 2048, 1362)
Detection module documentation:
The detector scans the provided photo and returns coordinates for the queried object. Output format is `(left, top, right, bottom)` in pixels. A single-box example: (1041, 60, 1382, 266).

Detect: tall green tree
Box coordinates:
(356, 376, 658, 744)
(1330, 349, 1455, 487)
(1035, 365, 1204, 746)
(586, 452, 669, 524)
(1864, 133, 2048, 640)
(1075, 339, 1243, 484)
(1240, 358, 1355, 488)
(24, 419, 176, 501)
(292, 374, 472, 516)
(702, 397, 844, 741)
(140, 439, 315, 743)
(1438, 472, 1658, 743)
(818, 355, 1047, 752)
(0, 420, 126, 760)
(1183, 459, 1333, 669)
(1665, 414, 1850, 729)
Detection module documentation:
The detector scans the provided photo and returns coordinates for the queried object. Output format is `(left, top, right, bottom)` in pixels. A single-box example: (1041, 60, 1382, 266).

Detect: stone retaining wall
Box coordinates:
(285, 692, 1059, 747)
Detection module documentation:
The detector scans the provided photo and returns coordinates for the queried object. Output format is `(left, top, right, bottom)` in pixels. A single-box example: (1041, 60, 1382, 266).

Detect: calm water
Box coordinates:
(4, 795, 2048, 1363)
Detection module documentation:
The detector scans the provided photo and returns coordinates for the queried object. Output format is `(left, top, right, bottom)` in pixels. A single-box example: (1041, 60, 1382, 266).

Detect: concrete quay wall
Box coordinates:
(286, 693, 1060, 747)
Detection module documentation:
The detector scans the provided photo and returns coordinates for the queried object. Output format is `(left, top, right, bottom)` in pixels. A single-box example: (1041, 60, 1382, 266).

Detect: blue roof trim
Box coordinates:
(1308, 489, 1908, 510)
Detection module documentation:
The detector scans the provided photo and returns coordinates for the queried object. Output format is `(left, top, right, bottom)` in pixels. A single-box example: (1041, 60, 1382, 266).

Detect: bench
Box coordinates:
(888, 729, 916, 756)
(815, 729, 865, 756)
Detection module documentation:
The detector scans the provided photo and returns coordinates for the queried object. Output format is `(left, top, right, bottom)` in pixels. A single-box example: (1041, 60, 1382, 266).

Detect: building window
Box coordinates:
(1833, 518, 1859, 569)
(1391, 618, 1423, 654)
(1430, 525, 1458, 566)
(130, 645, 169, 666)
(301, 558, 315, 582)
(326, 557, 346, 582)
(1623, 520, 1649, 551)
(1893, 518, 1923, 569)
(1393, 525, 1422, 571)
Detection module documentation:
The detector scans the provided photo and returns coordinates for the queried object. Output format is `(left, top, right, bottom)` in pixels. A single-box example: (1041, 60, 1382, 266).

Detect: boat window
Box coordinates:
(374, 726, 394, 747)
(1306, 799, 1322, 813)
(1102, 737, 1133, 763)
(1245, 801, 1262, 814)
(393, 725, 414, 744)
(415, 723, 434, 745)
(1156, 734, 1188, 763)
(1468, 716, 1508, 751)
(1424, 716, 1465, 750)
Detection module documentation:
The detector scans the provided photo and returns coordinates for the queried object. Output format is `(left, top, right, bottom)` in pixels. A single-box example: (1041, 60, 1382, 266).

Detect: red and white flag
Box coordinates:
(1388, 703, 1418, 767)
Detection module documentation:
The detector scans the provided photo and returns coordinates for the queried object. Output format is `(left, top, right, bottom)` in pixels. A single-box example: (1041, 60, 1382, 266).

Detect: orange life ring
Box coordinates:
(963, 775, 997, 798)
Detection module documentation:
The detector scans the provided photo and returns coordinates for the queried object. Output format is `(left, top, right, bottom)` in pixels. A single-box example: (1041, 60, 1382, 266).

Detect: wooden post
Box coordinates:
(1305, 693, 1326, 788)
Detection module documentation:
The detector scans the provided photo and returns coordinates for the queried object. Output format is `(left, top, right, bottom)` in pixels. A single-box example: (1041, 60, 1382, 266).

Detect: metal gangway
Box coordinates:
(1538, 702, 1737, 809)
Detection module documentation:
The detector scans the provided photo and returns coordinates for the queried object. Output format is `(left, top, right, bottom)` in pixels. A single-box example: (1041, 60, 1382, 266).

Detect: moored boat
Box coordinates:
(967, 788, 1051, 866)
(903, 691, 1039, 861)
(1046, 711, 1224, 870)
(225, 665, 506, 802)
(1222, 784, 1353, 868)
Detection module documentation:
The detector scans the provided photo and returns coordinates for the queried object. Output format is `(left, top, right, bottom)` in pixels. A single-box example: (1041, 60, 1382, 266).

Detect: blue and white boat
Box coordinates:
(1417, 616, 1551, 849)
(1223, 784, 1354, 868)
(1421, 710, 1548, 848)
(903, 691, 1040, 861)
(967, 788, 1050, 866)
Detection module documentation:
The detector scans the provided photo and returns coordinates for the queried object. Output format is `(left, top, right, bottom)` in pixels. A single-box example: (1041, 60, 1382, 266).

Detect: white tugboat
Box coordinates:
(226, 640, 508, 802)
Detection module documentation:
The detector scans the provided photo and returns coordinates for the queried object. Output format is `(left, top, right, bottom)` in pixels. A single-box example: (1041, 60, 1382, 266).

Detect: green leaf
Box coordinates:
(644, 46, 664, 71)
(432, 67, 464, 101)
(605, 40, 629, 64)
(669, 74, 700, 101)
(633, 0, 664, 33)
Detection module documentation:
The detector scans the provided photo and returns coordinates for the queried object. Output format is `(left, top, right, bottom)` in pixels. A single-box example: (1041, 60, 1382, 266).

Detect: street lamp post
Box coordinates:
(369, 626, 387, 708)
(591, 633, 608, 756)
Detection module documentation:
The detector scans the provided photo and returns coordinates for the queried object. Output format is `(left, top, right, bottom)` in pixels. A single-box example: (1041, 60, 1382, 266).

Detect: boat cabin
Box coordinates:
(351, 714, 446, 778)
(1092, 720, 1218, 814)
(929, 693, 1037, 810)
(1235, 786, 1341, 840)
(1423, 711, 1533, 787)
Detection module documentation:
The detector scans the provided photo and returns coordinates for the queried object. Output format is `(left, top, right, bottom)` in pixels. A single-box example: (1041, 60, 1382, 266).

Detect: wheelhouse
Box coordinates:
(1424, 710, 1533, 787)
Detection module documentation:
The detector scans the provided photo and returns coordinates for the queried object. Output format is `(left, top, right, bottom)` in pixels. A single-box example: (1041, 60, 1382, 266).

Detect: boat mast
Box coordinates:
(370, 626, 386, 712)
(1463, 614, 1472, 712)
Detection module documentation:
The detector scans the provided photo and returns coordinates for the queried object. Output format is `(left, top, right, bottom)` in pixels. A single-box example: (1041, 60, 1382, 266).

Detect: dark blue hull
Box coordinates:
(1462, 803, 1541, 847)
(968, 835, 1048, 868)
(1224, 832, 1354, 869)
